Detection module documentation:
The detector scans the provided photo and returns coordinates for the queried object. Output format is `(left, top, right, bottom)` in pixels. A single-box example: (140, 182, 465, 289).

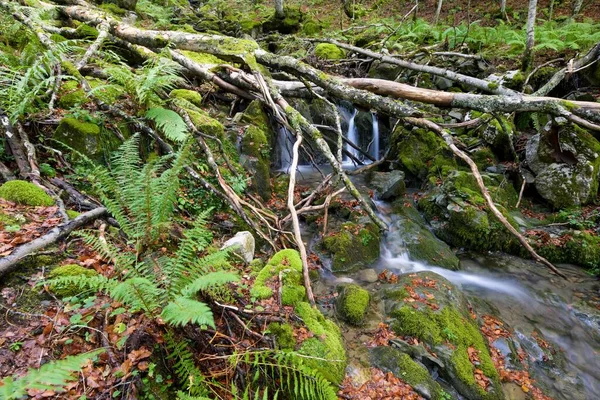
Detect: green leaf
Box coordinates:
(161, 298, 215, 328)
(145, 107, 188, 142)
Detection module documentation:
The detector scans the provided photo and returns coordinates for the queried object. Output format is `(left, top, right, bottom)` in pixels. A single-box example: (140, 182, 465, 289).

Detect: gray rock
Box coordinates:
(357, 268, 378, 283)
(221, 231, 255, 263)
(369, 170, 406, 200)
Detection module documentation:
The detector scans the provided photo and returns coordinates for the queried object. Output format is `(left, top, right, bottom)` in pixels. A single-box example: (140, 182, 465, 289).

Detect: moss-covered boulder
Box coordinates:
(391, 125, 457, 182)
(188, 109, 224, 137)
(48, 264, 99, 297)
(0, 180, 54, 206)
(255, 250, 347, 384)
(477, 114, 515, 161)
(368, 170, 406, 200)
(314, 43, 346, 60)
(239, 101, 273, 201)
(54, 117, 114, 161)
(262, 7, 303, 34)
(419, 170, 520, 253)
(388, 202, 460, 270)
(384, 271, 504, 400)
(57, 81, 88, 109)
(336, 284, 369, 325)
(370, 346, 443, 400)
(169, 89, 202, 108)
(525, 121, 600, 209)
(323, 222, 380, 273)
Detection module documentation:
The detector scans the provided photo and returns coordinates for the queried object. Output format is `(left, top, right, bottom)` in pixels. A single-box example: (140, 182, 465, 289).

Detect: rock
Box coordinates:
(314, 43, 346, 60)
(262, 7, 303, 34)
(369, 346, 442, 399)
(322, 222, 380, 273)
(479, 114, 515, 160)
(525, 122, 600, 208)
(54, 117, 114, 161)
(369, 170, 406, 200)
(485, 70, 524, 90)
(388, 203, 460, 270)
(434, 76, 453, 90)
(357, 268, 378, 283)
(367, 60, 401, 81)
(448, 110, 464, 121)
(336, 284, 370, 325)
(0, 180, 55, 207)
(418, 170, 521, 254)
(221, 231, 255, 264)
(383, 271, 505, 400)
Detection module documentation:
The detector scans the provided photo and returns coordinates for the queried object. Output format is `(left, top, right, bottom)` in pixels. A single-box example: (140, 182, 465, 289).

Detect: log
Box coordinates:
(0, 207, 108, 277)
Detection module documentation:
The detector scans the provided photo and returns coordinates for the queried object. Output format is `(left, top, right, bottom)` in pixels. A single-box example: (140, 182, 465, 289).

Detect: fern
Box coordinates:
(0, 350, 104, 400)
(161, 297, 216, 328)
(165, 332, 211, 397)
(146, 107, 188, 142)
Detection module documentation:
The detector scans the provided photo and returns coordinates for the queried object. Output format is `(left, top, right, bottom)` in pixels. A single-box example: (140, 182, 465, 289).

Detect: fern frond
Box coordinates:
(0, 350, 104, 400)
(179, 271, 239, 298)
(110, 277, 163, 314)
(161, 297, 215, 328)
(164, 332, 210, 397)
(145, 107, 188, 142)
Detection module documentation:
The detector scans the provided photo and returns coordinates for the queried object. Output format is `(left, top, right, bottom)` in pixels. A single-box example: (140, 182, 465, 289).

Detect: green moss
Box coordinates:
(249, 258, 264, 272)
(296, 302, 346, 384)
(169, 89, 202, 107)
(0, 210, 20, 228)
(0, 180, 54, 206)
(99, 2, 127, 15)
(263, 7, 303, 34)
(66, 210, 81, 219)
(487, 82, 499, 90)
(241, 124, 272, 201)
(180, 50, 225, 65)
(75, 24, 99, 39)
(48, 264, 98, 297)
(538, 232, 600, 275)
(268, 322, 295, 350)
(88, 78, 122, 103)
(337, 284, 369, 325)
(470, 147, 496, 170)
(58, 80, 88, 109)
(314, 43, 346, 60)
(60, 60, 83, 80)
(323, 222, 380, 273)
(250, 249, 305, 303)
(49, 33, 67, 43)
(302, 21, 322, 35)
(39, 163, 57, 178)
(187, 109, 224, 136)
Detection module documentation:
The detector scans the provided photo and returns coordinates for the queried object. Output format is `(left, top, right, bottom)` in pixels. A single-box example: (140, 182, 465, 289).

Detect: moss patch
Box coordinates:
(323, 222, 380, 273)
(170, 89, 202, 107)
(314, 43, 346, 60)
(250, 249, 305, 305)
(188, 109, 224, 136)
(336, 284, 369, 325)
(48, 264, 99, 297)
(268, 322, 295, 350)
(0, 180, 54, 206)
(58, 80, 88, 109)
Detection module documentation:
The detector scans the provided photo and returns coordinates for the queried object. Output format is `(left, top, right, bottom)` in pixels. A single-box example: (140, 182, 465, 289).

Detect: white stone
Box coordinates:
(221, 231, 255, 263)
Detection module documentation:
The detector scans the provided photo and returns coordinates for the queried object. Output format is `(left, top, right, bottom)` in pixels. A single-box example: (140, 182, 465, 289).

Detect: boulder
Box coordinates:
(322, 222, 380, 273)
(221, 231, 255, 264)
(383, 271, 505, 400)
(0, 180, 54, 207)
(525, 121, 600, 209)
(336, 284, 370, 325)
(314, 43, 346, 60)
(369, 170, 406, 200)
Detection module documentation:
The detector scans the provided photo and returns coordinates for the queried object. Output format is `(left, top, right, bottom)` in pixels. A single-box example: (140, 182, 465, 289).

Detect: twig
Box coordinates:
(516, 177, 526, 208)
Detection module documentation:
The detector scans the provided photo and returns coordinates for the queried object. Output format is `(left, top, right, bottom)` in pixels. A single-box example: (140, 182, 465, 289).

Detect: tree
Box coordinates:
(522, 0, 538, 71)
(274, 0, 285, 18)
(572, 0, 584, 18)
(434, 0, 443, 24)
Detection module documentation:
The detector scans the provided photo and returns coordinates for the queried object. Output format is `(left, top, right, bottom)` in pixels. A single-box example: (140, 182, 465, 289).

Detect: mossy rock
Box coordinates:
(419, 170, 521, 254)
(384, 271, 504, 400)
(188, 109, 224, 136)
(537, 232, 600, 274)
(388, 202, 460, 270)
(263, 7, 303, 34)
(55, 117, 115, 161)
(369, 346, 443, 400)
(88, 78, 122, 104)
(268, 322, 295, 349)
(477, 114, 515, 161)
(296, 301, 346, 384)
(250, 249, 305, 305)
(336, 284, 369, 325)
(526, 121, 600, 209)
(314, 43, 346, 60)
(323, 222, 380, 273)
(48, 264, 99, 297)
(58, 80, 88, 109)
(239, 104, 272, 201)
(0, 180, 54, 206)
(391, 125, 457, 182)
(301, 21, 322, 36)
(75, 24, 99, 39)
(169, 89, 202, 107)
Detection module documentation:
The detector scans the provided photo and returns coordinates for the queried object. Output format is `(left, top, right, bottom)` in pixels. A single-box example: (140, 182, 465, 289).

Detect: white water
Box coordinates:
(371, 112, 379, 160)
(277, 126, 293, 172)
(343, 108, 359, 164)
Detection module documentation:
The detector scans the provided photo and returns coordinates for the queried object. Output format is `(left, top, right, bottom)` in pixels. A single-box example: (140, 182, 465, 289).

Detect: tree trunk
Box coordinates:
(572, 0, 584, 18)
(434, 0, 443, 24)
(522, 0, 538, 72)
(274, 0, 285, 19)
(500, 0, 507, 19)
(548, 0, 555, 20)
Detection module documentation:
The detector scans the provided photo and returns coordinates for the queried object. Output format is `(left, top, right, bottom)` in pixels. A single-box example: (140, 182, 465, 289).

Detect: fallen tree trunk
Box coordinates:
(0, 207, 108, 278)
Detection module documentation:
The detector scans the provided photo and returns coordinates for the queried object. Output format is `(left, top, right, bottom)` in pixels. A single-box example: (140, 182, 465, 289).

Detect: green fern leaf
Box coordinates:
(179, 271, 239, 297)
(161, 298, 215, 328)
(145, 107, 188, 142)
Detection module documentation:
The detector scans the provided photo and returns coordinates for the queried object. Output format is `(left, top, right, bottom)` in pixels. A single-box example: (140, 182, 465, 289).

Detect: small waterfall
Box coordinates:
(371, 112, 379, 160)
(344, 108, 359, 164)
(277, 126, 293, 172)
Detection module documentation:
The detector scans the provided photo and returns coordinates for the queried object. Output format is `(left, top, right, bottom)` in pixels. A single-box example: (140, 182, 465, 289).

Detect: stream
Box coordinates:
(297, 166, 600, 399)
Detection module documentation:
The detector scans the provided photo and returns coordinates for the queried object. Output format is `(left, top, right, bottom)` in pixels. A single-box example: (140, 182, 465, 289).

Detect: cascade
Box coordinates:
(277, 126, 293, 172)
(371, 112, 379, 160)
(344, 108, 359, 163)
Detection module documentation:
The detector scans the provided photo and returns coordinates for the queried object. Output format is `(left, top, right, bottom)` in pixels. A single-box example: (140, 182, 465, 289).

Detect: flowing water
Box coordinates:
(340, 107, 359, 164)
(277, 126, 293, 172)
(371, 112, 380, 160)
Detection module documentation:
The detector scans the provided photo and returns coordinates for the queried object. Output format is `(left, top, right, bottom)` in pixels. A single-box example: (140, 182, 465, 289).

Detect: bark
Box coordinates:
(286, 131, 315, 306)
(548, 0, 555, 20)
(434, 0, 443, 24)
(75, 21, 110, 70)
(274, 0, 285, 19)
(500, 0, 507, 19)
(0, 161, 15, 182)
(522, 0, 538, 72)
(0, 207, 108, 278)
(572, 0, 584, 17)
(1, 111, 31, 178)
(404, 118, 567, 279)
